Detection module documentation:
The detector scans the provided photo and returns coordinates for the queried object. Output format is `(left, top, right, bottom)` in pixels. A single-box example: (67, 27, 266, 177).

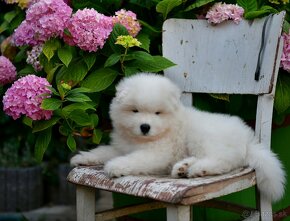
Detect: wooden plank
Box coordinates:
(181, 171, 256, 204)
(181, 93, 192, 107)
(68, 166, 254, 204)
(167, 205, 191, 221)
(163, 12, 285, 94)
(76, 185, 95, 221)
(198, 199, 256, 215)
(95, 202, 167, 221)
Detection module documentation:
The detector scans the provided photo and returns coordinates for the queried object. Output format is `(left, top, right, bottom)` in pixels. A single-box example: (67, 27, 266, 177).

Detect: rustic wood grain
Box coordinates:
(163, 13, 285, 95)
(68, 166, 255, 204)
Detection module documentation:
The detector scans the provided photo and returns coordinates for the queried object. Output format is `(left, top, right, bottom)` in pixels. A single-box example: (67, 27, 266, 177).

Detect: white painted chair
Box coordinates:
(67, 12, 285, 221)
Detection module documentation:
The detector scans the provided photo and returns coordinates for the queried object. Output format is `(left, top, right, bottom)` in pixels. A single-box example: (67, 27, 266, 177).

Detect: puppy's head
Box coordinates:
(110, 73, 182, 142)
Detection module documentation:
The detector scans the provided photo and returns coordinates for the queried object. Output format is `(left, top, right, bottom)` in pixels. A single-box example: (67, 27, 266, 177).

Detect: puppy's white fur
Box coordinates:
(71, 73, 285, 202)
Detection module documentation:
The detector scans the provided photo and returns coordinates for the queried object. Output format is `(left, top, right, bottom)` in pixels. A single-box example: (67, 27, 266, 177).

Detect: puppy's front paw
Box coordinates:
(171, 157, 197, 178)
(70, 151, 103, 166)
(171, 162, 190, 178)
(70, 153, 87, 166)
(104, 158, 132, 178)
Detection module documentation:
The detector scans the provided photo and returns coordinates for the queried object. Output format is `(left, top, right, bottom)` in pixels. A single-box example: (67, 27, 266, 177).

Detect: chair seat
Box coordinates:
(67, 166, 256, 205)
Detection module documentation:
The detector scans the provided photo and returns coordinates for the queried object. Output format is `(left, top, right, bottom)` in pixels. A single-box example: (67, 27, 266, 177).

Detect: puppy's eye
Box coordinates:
(155, 111, 161, 115)
(132, 109, 139, 113)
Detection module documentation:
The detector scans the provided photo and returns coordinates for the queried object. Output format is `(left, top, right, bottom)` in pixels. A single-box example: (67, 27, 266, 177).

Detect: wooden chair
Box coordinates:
(67, 12, 285, 221)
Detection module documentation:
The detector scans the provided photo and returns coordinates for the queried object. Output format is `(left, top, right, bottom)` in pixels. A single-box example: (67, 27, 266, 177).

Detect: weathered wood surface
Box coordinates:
(68, 166, 255, 204)
(163, 12, 285, 94)
(167, 205, 192, 221)
(76, 186, 95, 221)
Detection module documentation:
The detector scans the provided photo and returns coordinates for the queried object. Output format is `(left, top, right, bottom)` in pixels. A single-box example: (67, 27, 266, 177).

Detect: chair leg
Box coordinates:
(259, 194, 273, 221)
(167, 205, 192, 221)
(76, 185, 96, 221)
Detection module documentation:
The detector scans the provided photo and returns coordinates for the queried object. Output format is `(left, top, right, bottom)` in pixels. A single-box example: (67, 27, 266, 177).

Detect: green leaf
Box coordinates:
(18, 65, 35, 75)
(83, 53, 97, 70)
(67, 134, 76, 152)
(109, 23, 129, 53)
(67, 87, 92, 94)
(43, 39, 61, 61)
(138, 20, 161, 33)
(14, 46, 28, 62)
(42, 60, 62, 83)
(244, 10, 271, 19)
(92, 129, 103, 144)
(131, 55, 176, 72)
(283, 20, 290, 33)
(0, 21, 8, 34)
(81, 68, 118, 92)
(237, 0, 257, 13)
(184, 0, 215, 12)
(156, 0, 183, 20)
(22, 117, 33, 128)
(41, 98, 62, 110)
(124, 66, 139, 76)
(47, 86, 60, 96)
(66, 93, 92, 102)
(137, 33, 150, 52)
(62, 103, 96, 115)
(35, 128, 52, 162)
(69, 110, 92, 126)
(59, 125, 70, 136)
(90, 114, 99, 127)
(104, 53, 121, 67)
(32, 116, 61, 133)
(274, 75, 290, 114)
(4, 11, 17, 23)
(56, 59, 88, 85)
(244, 6, 278, 19)
(58, 47, 73, 67)
(125, 51, 154, 61)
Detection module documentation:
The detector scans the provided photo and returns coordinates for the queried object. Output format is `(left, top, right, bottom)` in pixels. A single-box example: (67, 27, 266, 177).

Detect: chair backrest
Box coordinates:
(162, 12, 285, 148)
(162, 12, 285, 95)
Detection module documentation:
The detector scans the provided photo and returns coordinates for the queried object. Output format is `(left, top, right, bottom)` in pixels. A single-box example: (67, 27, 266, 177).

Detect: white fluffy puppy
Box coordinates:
(71, 73, 285, 202)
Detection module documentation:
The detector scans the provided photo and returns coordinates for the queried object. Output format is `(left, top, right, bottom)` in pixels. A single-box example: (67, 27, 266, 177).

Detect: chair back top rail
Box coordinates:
(162, 12, 285, 95)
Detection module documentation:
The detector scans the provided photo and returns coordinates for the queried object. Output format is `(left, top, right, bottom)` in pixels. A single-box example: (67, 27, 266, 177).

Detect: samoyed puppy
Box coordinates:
(70, 73, 285, 202)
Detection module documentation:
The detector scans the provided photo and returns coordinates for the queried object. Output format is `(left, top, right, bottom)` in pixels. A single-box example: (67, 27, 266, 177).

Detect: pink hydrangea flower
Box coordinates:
(0, 56, 17, 85)
(281, 32, 290, 72)
(3, 75, 53, 120)
(113, 9, 141, 37)
(64, 8, 114, 52)
(12, 0, 72, 46)
(206, 2, 244, 24)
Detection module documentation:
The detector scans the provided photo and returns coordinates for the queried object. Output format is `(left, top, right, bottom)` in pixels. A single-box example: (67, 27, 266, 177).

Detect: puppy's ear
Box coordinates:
(169, 83, 182, 109)
(114, 80, 129, 103)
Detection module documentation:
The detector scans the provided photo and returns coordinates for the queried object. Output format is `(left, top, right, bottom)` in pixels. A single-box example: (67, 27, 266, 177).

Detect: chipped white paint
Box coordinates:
(76, 186, 95, 221)
(163, 12, 285, 94)
(167, 205, 192, 221)
(68, 166, 254, 204)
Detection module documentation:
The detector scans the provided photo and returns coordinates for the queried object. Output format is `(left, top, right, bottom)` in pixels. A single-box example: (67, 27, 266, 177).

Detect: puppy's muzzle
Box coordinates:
(140, 124, 150, 135)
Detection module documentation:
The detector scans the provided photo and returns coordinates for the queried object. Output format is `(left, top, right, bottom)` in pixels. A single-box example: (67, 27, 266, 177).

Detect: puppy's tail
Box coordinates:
(247, 142, 285, 202)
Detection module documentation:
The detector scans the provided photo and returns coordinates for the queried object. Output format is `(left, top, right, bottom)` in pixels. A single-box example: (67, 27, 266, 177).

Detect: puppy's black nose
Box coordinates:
(140, 124, 150, 135)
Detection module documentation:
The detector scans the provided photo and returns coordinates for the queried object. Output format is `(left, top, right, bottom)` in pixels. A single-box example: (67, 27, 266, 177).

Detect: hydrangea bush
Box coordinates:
(0, 0, 289, 162)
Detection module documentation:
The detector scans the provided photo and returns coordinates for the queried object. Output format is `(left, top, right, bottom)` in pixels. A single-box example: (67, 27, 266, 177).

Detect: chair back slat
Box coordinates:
(163, 12, 285, 95)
